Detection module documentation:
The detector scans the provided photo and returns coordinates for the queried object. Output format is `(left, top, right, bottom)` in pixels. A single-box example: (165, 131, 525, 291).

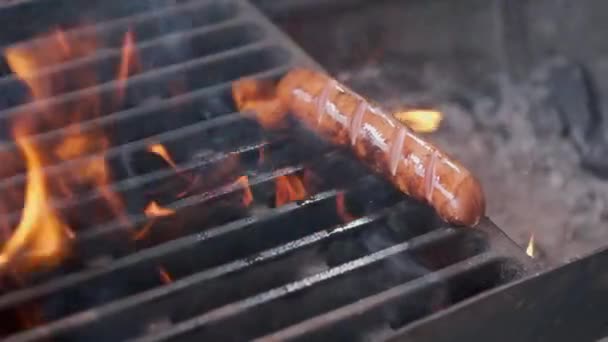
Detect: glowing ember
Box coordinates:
(0, 132, 73, 270)
(336, 192, 356, 222)
(235, 176, 254, 207)
(526, 233, 535, 258)
(158, 266, 173, 284)
(148, 143, 179, 170)
(393, 110, 443, 133)
(275, 174, 307, 207)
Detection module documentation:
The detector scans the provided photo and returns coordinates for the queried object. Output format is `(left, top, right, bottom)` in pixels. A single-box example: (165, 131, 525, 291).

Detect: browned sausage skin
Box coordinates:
(233, 68, 486, 226)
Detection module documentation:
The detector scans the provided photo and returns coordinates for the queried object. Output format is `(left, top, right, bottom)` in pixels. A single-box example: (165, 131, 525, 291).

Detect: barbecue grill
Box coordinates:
(1, 0, 604, 341)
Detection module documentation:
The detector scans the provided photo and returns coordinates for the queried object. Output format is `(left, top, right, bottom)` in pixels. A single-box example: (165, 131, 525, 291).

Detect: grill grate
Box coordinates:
(0, 0, 535, 341)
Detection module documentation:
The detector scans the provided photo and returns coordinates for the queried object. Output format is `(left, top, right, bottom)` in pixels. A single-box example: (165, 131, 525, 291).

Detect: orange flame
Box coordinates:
(0, 133, 73, 270)
(393, 110, 443, 133)
(148, 143, 178, 170)
(0, 28, 128, 272)
(275, 175, 307, 207)
(116, 30, 141, 103)
(235, 176, 254, 207)
(336, 192, 356, 222)
(6, 29, 97, 101)
(144, 201, 175, 217)
(526, 233, 535, 258)
(158, 266, 173, 284)
(132, 201, 175, 241)
(232, 78, 286, 129)
(147, 142, 196, 190)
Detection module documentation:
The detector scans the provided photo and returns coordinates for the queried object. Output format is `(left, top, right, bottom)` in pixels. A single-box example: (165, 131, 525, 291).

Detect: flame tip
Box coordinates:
(394, 109, 443, 133)
(526, 233, 535, 258)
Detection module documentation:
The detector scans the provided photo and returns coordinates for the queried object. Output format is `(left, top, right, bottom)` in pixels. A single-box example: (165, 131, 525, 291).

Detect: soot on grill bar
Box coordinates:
(0, 0, 605, 341)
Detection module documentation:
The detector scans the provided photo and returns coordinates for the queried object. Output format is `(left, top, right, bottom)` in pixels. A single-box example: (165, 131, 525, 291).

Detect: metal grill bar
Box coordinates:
(0, 1, 243, 83)
(254, 251, 516, 342)
(0, 0, 535, 341)
(131, 228, 486, 342)
(3, 178, 404, 341)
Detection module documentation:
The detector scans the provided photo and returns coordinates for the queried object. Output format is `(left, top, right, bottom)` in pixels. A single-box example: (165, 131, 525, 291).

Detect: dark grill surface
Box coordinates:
(0, 0, 535, 341)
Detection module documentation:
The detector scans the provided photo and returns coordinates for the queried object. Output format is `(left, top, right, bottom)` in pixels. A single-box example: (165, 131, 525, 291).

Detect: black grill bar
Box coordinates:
(132, 228, 484, 342)
(0, 41, 288, 137)
(253, 252, 514, 342)
(0, 16, 254, 100)
(0, 0, 537, 341)
(1, 0, 241, 64)
(0, 145, 368, 281)
(3, 181, 404, 341)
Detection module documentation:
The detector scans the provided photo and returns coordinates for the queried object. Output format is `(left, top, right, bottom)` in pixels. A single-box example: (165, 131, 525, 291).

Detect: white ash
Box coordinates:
(339, 63, 608, 266)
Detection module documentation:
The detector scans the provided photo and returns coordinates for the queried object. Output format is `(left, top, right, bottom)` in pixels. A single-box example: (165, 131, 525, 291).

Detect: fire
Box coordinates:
(0, 28, 137, 272)
(144, 201, 175, 217)
(336, 192, 356, 222)
(148, 143, 179, 170)
(232, 78, 286, 129)
(235, 176, 254, 207)
(0, 132, 73, 270)
(275, 174, 307, 207)
(133, 201, 175, 241)
(526, 233, 535, 258)
(5, 29, 98, 101)
(158, 266, 173, 284)
(147, 142, 196, 190)
(116, 30, 141, 103)
(393, 110, 443, 133)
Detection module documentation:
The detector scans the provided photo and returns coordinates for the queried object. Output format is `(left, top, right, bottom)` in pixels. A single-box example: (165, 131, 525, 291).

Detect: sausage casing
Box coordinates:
(276, 68, 485, 226)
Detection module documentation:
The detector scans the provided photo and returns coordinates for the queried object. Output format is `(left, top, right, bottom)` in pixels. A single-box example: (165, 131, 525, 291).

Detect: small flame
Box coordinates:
(526, 234, 535, 258)
(144, 201, 175, 217)
(147, 142, 197, 196)
(275, 175, 307, 207)
(148, 143, 178, 170)
(336, 192, 356, 222)
(158, 266, 173, 284)
(235, 176, 254, 207)
(132, 201, 175, 241)
(393, 110, 443, 133)
(232, 78, 286, 129)
(0, 133, 73, 270)
(116, 30, 141, 103)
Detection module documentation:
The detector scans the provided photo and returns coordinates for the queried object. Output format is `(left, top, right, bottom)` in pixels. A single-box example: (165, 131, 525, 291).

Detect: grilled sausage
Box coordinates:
(233, 69, 485, 226)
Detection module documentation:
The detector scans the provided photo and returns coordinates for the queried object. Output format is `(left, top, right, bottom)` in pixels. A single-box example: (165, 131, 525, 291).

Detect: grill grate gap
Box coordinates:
(0, 1, 534, 341)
